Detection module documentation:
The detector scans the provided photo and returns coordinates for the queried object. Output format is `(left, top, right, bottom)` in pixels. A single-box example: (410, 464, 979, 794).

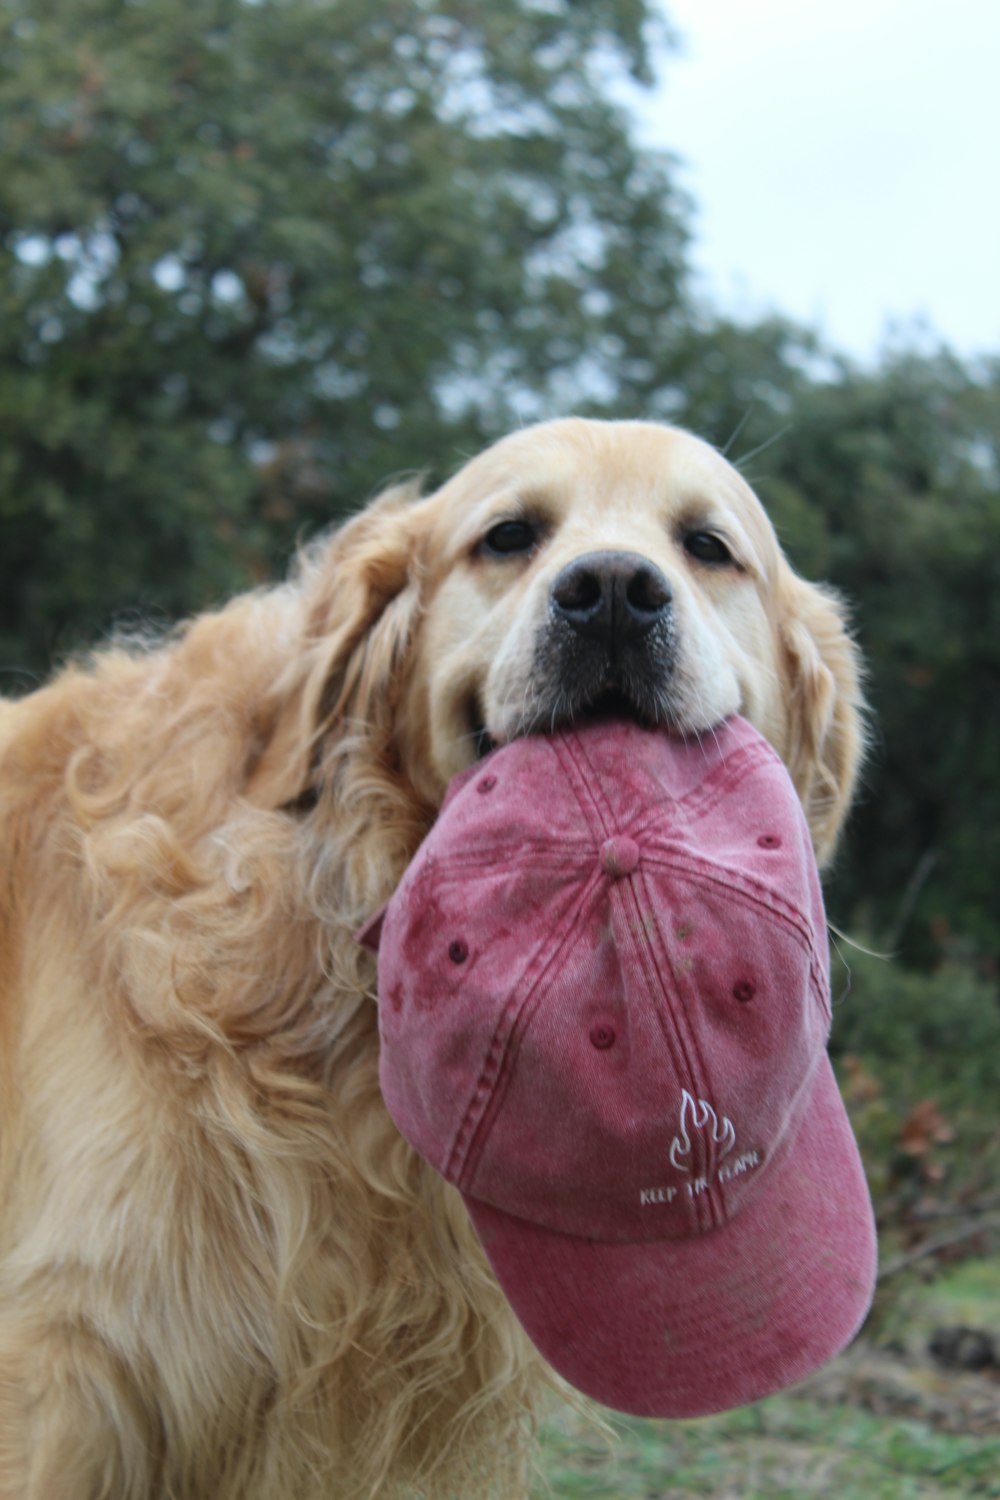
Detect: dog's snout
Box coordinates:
(551, 552, 672, 647)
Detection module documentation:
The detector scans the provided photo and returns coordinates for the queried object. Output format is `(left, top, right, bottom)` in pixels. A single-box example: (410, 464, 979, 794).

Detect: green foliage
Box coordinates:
(0, 0, 686, 668)
(831, 946, 1000, 1219)
(766, 354, 1000, 965)
(832, 950, 1000, 1107)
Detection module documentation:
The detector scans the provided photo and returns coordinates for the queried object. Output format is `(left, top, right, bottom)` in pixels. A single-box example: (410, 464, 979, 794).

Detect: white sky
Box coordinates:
(629, 0, 1000, 364)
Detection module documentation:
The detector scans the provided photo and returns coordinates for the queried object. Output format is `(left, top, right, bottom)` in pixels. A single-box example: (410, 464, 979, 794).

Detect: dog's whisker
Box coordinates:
(722, 402, 756, 458)
(733, 424, 793, 472)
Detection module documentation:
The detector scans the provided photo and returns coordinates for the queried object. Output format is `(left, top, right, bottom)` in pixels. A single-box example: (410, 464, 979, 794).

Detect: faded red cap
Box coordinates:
(365, 718, 876, 1417)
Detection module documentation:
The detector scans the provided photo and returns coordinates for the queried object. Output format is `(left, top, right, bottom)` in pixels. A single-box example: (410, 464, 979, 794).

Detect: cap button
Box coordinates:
(601, 835, 640, 879)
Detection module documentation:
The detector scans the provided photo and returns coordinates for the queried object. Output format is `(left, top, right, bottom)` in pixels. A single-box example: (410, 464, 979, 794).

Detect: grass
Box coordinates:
(533, 1258, 1000, 1499)
(535, 1397, 1000, 1499)
(911, 1258, 1000, 1324)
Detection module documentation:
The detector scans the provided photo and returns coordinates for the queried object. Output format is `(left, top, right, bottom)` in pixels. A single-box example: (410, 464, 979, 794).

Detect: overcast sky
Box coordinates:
(629, 0, 1000, 365)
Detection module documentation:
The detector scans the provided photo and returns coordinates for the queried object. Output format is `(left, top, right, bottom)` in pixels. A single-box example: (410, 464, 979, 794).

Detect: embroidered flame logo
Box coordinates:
(669, 1089, 736, 1173)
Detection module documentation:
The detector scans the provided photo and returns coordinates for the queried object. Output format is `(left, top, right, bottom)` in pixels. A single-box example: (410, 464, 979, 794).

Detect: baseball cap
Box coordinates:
(361, 717, 877, 1417)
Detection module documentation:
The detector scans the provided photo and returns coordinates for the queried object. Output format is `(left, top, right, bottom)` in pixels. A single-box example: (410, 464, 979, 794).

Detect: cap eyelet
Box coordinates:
(477, 775, 497, 794)
(757, 834, 782, 850)
(732, 980, 756, 1003)
(448, 940, 469, 964)
(589, 1023, 616, 1050)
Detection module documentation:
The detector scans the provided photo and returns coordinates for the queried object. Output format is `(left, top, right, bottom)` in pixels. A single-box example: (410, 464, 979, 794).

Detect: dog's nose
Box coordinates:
(550, 552, 672, 647)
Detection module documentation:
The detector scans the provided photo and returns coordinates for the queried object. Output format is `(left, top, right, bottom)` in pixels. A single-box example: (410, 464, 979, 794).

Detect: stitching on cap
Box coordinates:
(624, 737, 777, 837)
(638, 852, 831, 1019)
(678, 745, 786, 826)
(443, 863, 605, 1184)
(428, 839, 595, 877)
(552, 731, 617, 840)
(567, 736, 778, 850)
(640, 849, 816, 947)
(619, 871, 724, 1234)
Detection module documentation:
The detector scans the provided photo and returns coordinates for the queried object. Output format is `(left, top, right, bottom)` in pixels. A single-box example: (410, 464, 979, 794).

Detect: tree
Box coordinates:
(766, 351, 1000, 966)
(0, 0, 688, 672)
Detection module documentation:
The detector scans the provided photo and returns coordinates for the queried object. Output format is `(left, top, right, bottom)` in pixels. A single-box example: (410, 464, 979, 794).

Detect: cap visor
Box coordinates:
(464, 1056, 876, 1417)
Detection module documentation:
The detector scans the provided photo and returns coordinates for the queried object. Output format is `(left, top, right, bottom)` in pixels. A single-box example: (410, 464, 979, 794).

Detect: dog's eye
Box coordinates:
(684, 531, 734, 566)
(482, 520, 538, 557)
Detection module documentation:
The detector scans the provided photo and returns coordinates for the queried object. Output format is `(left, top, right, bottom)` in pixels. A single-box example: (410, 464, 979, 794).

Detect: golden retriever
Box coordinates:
(0, 419, 863, 1499)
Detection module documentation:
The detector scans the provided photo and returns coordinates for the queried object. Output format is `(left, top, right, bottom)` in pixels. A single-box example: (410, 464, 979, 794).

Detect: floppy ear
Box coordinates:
(777, 573, 867, 867)
(246, 482, 431, 809)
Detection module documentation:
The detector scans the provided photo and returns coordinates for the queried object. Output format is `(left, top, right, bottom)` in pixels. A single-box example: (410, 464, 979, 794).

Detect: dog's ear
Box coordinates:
(777, 573, 866, 867)
(246, 483, 431, 809)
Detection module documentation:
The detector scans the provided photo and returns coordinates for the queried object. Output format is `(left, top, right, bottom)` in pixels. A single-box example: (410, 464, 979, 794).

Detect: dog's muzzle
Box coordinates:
(536, 550, 679, 727)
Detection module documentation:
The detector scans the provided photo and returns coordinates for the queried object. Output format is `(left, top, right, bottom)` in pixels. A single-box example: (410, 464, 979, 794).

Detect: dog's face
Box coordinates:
(388, 419, 860, 862)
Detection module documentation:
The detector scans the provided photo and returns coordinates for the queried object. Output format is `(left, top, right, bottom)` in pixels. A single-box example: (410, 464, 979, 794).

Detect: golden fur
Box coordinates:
(0, 419, 864, 1498)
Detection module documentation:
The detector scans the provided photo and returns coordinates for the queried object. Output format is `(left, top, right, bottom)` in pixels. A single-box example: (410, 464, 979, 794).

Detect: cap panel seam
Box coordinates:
(672, 738, 784, 822)
(641, 849, 817, 946)
(444, 867, 605, 1187)
(628, 746, 789, 841)
(552, 730, 620, 840)
(616, 871, 724, 1233)
(583, 738, 787, 849)
(417, 840, 596, 878)
(638, 851, 829, 1013)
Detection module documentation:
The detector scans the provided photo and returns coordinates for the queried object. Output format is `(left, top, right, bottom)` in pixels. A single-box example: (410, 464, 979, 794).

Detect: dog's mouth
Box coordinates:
(474, 719, 497, 760)
(567, 687, 655, 726)
(469, 686, 665, 761)
(465, 693, 494, 759)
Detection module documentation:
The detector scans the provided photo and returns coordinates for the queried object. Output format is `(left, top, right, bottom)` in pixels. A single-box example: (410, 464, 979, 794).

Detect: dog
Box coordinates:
(0, 419, 864, 1498)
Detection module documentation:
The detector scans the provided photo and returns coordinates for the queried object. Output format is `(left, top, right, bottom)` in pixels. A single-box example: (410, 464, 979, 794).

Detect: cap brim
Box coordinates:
(464, 1056, 876, 1417)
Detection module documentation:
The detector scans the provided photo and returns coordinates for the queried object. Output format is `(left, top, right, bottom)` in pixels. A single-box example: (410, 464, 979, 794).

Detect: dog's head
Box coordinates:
(259, 419, 864, 868)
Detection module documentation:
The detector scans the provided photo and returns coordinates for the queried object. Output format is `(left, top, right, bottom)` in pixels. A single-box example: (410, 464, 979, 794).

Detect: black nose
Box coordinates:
(550, 552, 672, 647)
